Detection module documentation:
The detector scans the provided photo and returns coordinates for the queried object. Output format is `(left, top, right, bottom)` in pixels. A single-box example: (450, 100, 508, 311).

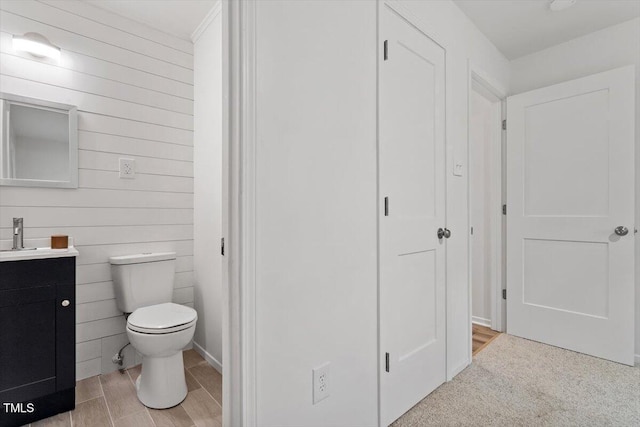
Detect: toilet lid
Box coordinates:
(128, 303, 197, 331)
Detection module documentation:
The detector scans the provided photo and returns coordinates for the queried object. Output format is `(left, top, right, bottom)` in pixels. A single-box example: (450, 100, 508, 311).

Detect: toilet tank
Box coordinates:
(109, 252, 176, 313)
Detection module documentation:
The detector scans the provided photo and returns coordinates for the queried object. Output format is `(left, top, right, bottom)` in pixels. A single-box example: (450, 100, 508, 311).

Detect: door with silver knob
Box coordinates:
(379, 6, 446, 425)
(506, 65, 635, 366)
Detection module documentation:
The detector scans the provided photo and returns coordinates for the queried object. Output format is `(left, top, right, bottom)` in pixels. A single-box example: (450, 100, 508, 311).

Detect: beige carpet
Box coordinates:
(393, 334, 640, 427)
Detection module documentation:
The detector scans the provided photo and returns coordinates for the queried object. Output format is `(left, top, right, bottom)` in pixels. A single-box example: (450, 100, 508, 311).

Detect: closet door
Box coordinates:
(379, 4, 447, 425)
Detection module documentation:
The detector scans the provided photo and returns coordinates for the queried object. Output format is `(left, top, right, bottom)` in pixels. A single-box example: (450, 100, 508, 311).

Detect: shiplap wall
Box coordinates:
(0, 0, 194, 379)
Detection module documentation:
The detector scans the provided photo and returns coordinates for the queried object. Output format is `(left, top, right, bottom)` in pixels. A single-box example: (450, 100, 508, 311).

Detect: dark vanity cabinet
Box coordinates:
(0, 257, 76, 427)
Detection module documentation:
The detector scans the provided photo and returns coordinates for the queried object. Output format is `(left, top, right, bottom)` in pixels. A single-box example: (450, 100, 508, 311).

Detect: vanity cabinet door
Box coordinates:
(0, 257, 75, 404)
(0, 290, 57, 401)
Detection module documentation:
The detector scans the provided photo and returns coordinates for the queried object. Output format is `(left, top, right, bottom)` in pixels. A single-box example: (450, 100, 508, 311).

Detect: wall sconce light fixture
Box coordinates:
(12, 32, 61, 61)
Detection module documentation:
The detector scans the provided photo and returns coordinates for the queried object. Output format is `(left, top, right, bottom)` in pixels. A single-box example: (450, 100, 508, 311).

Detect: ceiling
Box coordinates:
(85, 0, 216, 41)
(454, 0, 640, 59)
(83, 0, 639, 55)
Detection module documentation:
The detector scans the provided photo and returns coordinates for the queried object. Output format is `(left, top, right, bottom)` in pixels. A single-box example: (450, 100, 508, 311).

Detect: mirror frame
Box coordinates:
(0, 92, 78, 189)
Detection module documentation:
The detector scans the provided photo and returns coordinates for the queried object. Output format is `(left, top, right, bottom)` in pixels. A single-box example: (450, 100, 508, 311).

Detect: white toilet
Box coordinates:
(109, 252, 197, 409)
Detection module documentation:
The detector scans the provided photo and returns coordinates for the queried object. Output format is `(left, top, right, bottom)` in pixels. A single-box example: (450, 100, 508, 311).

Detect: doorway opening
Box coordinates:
(468, 68, 506, 356)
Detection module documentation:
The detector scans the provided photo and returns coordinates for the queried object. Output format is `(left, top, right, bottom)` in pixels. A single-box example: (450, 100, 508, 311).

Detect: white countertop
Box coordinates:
(0, 237, 79, 262)
(0, 246, 79, 262)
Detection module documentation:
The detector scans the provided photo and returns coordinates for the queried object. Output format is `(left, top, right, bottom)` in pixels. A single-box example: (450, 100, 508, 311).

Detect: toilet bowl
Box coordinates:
(109, 251, 198, 409)
(126, 302, 197, 409)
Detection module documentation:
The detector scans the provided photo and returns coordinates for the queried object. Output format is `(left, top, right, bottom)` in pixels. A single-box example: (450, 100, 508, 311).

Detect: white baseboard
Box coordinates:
(193, 341, 223, 374)
(472, 316, 492, 327)
(635, 354, 640, 366)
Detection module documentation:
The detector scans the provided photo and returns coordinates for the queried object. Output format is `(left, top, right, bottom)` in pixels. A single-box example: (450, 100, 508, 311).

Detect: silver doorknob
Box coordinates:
(61, 299, 70, 307)
(437, 228, 452, 239)
(614, 226, 629, 236)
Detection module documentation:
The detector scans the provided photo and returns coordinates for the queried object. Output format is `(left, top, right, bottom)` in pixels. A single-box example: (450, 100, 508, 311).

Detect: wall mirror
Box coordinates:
(0, 93, 78, 188)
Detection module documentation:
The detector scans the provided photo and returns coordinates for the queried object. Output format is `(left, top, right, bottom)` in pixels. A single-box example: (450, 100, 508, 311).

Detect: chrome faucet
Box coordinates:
(12, 217, 23, 250)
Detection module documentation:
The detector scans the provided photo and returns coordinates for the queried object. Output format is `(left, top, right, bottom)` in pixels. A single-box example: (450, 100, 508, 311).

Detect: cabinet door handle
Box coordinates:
(61, 299, 70, 307)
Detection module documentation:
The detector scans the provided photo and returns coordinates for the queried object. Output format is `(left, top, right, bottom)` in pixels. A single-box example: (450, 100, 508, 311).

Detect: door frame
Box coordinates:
(466, 63, 506, 351)
(222, 0, 258, 425)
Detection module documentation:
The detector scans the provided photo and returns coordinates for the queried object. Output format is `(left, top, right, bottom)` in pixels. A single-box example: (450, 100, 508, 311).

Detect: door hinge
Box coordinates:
(502, 289, 507, 300)
(384, 197, 389, 216)
(502, 204, 507, 215)
(385, 352, 390, 372)
(221, 238, 225, 256)
(470, 226, 474, 235)
(502, 119, 507, 130)
(383, 40, 388, 61)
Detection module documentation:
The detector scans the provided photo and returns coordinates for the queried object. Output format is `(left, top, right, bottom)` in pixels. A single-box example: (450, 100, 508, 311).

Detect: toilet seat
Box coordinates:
(127, 303, 197, 335)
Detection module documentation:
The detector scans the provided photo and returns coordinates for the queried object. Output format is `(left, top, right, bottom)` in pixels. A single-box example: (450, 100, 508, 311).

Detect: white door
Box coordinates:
(379, 5, 446, 426)
(506, 65, 635, 366)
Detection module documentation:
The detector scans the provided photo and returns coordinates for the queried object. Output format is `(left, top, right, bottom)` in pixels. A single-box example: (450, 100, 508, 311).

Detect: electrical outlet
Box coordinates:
(312, 362, 330, 404)
(119, 158, 135, 179)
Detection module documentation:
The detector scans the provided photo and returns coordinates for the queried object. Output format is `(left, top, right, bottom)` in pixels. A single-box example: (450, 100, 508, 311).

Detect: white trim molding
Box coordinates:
(191, 0, 222, 43)
(467, 61, 507, 372)
(472, 316, 492, 328)
(239, 0, 258, 424)
(193, 341, 223, 374)
(223, 1, 258, 426)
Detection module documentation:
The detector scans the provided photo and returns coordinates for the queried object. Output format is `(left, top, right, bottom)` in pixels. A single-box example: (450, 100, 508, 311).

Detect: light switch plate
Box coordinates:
(119, 158, 135, 179)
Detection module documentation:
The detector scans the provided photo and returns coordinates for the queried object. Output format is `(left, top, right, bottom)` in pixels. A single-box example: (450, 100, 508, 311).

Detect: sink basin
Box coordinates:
(0, 246, 79, 262)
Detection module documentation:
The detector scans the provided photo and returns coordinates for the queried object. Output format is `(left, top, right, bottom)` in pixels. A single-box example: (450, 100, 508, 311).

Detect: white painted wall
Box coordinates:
(193, 4, 223, 372)
(510, 17, 640, 362)
(470, 90, 496, 327)
(254, 1, 378, 425)
(250, 0, 509, 425)
(0, 0, 194, 379)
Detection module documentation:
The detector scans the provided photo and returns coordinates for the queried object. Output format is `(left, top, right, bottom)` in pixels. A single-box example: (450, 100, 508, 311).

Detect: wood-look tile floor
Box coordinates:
(27, 350, 222, 427)
(472, 324, 501, 356)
